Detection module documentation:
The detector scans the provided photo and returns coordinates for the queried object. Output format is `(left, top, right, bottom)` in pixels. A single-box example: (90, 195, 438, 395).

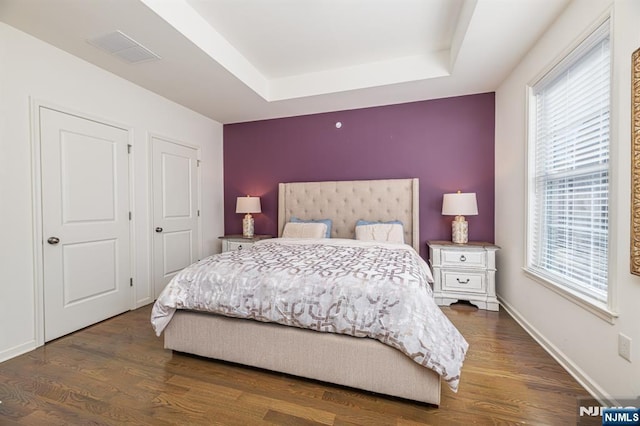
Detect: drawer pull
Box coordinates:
(460, 255, 466, 262)
(237, 245, 243, 250)
(456, 278, 470, 284)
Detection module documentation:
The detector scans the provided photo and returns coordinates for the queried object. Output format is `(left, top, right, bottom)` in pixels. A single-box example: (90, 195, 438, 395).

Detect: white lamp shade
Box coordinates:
(236, 196, 261, 214)
(442, 192, 478, 216)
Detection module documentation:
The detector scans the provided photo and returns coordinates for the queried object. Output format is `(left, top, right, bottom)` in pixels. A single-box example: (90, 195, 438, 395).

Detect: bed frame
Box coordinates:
(163, 178, 442, 405)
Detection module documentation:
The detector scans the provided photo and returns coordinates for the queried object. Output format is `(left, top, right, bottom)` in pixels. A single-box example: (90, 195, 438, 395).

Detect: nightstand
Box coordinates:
(427, 240, 500, 311)
(219, 235, 272, 252)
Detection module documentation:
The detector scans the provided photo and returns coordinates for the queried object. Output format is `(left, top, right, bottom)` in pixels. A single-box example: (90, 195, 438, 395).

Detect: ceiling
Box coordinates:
(0, 0, 570, 124)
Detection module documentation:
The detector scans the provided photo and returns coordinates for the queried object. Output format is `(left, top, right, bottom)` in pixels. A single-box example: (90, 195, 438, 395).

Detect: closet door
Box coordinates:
(41, 107, 131, 341)
(151, 136, 200, 298)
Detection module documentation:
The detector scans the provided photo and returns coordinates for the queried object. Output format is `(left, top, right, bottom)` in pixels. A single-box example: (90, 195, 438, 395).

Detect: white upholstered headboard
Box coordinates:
(278, 178, 420, 252)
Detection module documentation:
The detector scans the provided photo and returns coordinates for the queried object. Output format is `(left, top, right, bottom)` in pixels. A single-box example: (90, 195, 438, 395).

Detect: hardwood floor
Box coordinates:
(0, 303, 596, 425)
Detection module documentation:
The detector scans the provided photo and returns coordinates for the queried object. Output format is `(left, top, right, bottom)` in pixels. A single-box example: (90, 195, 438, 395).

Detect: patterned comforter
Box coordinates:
(151, 238, 469, 391)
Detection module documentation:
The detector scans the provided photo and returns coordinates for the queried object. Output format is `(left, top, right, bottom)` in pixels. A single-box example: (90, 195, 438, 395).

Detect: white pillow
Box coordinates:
(282, 222, 328, 238)
(355, 222, 404, 244)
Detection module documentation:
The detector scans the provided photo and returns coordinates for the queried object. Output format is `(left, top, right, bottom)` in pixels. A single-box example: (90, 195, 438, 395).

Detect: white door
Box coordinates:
(41, 107, 131, 341)
(152, 137, 199, 298)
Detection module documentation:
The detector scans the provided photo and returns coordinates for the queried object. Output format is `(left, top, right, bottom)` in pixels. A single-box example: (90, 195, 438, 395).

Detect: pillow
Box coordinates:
(290, 216, 332, 238)
(282, 222, 328, 239)
(355, 220, 404, 244)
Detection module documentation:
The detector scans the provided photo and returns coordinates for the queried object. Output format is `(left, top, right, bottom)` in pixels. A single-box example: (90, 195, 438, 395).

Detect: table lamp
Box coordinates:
(236, 196, 261, 238)
(442, 191, 478, 244)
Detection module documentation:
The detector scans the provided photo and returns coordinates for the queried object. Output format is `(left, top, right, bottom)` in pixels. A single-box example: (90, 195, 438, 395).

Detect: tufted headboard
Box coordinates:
(278, 178, 420, 252)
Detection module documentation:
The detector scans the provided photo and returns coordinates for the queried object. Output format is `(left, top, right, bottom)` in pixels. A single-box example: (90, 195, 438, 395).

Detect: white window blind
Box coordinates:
(528, 20, 610, 302)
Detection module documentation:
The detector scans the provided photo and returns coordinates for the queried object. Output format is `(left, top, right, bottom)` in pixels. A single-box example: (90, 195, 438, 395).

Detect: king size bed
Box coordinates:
(151, 178, 468, 406)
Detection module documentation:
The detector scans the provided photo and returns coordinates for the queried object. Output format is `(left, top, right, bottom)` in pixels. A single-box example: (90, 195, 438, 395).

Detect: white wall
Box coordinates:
(0, 22, 224, 361)
(496, 0, 640, 402)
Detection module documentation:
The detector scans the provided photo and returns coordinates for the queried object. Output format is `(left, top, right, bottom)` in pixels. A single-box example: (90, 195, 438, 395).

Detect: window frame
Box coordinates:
(524, 15, 618, 323)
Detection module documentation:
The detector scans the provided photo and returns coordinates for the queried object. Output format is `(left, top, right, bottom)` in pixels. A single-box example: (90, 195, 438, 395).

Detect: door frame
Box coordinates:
(29, 99, 135, 347)
(148, 133, 202, 299)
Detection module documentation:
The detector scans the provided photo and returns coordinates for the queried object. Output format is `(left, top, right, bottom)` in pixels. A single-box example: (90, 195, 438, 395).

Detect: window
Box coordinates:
(527, 20, 611, 304)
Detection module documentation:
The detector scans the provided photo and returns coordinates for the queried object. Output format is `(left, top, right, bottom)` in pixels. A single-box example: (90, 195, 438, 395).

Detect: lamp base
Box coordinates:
(451, 215, 468, 244)
(242, 214, 254, 238)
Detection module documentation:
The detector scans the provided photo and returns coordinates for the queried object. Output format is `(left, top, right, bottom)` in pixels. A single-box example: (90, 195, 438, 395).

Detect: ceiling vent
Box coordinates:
(87, 30, 161, 64)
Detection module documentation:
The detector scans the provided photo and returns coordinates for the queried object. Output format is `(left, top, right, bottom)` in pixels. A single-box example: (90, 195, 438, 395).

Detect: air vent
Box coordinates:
(87, 30, 161, 64)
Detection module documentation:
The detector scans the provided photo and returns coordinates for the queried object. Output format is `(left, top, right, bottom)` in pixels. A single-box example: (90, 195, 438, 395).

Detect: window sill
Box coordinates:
(523, 268, 618, 324)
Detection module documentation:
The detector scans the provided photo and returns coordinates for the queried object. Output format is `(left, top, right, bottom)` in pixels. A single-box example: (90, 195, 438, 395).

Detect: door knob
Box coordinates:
(47, 237, 60, 245)
(155, 227, 163, 233)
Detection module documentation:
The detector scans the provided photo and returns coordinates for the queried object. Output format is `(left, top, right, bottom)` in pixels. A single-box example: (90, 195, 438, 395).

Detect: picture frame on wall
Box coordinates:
(631, 47, 640, 275)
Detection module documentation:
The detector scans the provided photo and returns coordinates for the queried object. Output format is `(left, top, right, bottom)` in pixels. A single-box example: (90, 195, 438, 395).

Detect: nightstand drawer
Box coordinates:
(441, 250, 486, 268)
(226, 241, 252, 251)
(442, 271, 485, 293)
(220, 235, 272, 253)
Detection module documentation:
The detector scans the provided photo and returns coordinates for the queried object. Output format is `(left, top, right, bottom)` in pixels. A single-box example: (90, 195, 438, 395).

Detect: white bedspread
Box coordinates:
(151, 238, 469, 391)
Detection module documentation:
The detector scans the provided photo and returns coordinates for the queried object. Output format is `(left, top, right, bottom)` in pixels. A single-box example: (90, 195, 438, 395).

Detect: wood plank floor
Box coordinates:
(0, 303, 596, 425)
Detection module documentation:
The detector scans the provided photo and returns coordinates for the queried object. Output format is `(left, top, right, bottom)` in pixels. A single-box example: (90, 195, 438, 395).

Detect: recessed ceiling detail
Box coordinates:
(0, 0, 572, 123)
(87, 30, 161, 64)
(143, 0, 466, 101)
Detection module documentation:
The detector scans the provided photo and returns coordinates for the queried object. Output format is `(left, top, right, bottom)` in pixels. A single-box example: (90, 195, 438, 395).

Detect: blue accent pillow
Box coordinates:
(355, 219, 403, 227)
(291, 217, 332, 238)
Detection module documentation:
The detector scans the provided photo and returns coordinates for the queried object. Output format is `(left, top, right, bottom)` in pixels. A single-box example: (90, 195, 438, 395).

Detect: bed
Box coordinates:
(151, 178, 468, 405)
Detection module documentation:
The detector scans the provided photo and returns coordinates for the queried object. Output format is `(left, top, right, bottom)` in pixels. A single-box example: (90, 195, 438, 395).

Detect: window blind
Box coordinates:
(529, 21, 610, 302)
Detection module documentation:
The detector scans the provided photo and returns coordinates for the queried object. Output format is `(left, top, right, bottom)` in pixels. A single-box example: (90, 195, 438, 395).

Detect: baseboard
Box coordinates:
(0, 340, 36, 363)
(498, 296, 612, 405)
(136, 297, 153, 309)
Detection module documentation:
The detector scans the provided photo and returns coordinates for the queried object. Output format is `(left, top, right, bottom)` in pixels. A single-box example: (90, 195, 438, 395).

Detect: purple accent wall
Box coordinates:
(223, 93, 495, 258)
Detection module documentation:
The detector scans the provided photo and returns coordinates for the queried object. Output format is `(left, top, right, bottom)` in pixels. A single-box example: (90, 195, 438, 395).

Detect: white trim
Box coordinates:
(147, 132, 155, 304)
(0, 340, 37, 363)
(526, 10, 613, 89)
(522, 268, 618, 323)
(498, 296, 613, 405)
(524, 85, 535, 275)
(29, 97, 45, 348)
(29, 98, 136, 346)
(533, 19, 611, 90)
(126, 129, 137, 310)
(604, 7, 618, 314)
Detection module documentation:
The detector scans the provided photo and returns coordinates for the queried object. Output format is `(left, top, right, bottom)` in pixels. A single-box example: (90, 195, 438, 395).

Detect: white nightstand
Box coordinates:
(219, 235, 272, 252)
(427, 240, 500, 311)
